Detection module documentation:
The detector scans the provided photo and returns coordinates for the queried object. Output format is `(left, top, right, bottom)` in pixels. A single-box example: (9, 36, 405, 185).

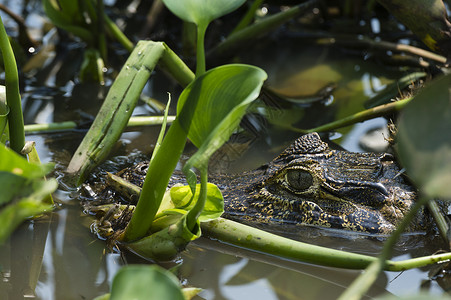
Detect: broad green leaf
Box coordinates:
(109, 265, 185, 300)
(0, 145, 53, 178)
(169, 183, 224, 221)
(162, 0, 245, 26)
(177, 64, 267, 166)
(0, 177, 56, 244)
(397, 74, 451, 198)
(0, 172, 27, 206)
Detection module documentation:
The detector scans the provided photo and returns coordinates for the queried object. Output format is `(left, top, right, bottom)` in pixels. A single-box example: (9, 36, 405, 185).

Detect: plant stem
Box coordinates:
(160, 43, 195, 87)
(97, 0, 108, 62)
(209, 0, 318, 59)
(338, 196, 430, 300)
(230, 0, 264, 34)
(122, 119, 187, 242)
(22, 116, 177, 134)
(103, 12, 134, 52)
(0, 16, 25, 154)
(196, 23, 207, 77)
(186, 165, 208, 230)
(316, 35, 446, 64)
(202, 209, 451, 271)
(304, 97, 412, 133)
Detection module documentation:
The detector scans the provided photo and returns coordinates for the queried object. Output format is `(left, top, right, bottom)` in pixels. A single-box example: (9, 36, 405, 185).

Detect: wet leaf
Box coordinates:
(177, 64, 267, 170)
(0, 145, 53, 178)
(0, 146, 55, 243)
(162, 0, 245, 27)
(0, 176, 56, 244)
(109, 265, 185, 300)
(169, 183, 224, 221)
(397, 74, 451, 198)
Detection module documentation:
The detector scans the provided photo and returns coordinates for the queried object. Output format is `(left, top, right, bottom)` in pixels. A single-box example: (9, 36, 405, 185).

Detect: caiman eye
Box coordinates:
(285, 169, 313, 191)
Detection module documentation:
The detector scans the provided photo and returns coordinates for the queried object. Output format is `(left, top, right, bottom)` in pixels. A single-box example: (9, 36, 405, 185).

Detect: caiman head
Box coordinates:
(223, 133, 418, 234)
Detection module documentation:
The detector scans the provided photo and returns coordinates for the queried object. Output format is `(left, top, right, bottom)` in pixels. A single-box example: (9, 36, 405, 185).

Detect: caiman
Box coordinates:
(107, 132, 424, 235)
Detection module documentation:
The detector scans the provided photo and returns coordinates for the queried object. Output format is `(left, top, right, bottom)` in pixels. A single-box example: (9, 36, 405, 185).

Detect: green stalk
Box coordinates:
(427, 200, 450, 247)
(304, 97, 412, 133)
(186, 165, 208, 230)
(202, 212, 451, 271)
(24, 122, 75, 134)
(160, 43, 195, 87)
(209, 0, 317, 59)
(97, 0, 107, 61)
(0, 16, 24, 154)
(230, 0, 264, 34)
(338, 196, 430, 300)
(23, 116, 176, 134)
(103, 12, 134, 52)
(195, 23, 207, 77)
(122, 119, 187, 242)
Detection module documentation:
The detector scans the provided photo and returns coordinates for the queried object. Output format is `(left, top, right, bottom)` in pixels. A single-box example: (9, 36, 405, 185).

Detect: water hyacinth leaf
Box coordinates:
(397, 74, 451, 198)
(0, 145, 53, 178)
(169, 183, 224, 221)
(162, 0, 246, 26)
(126, 214, 200, 261)
(0, 172, 27, 206)
(109, 265, 185, 300)
(0, 176, 56, 244)
(177, 64, 267, 168)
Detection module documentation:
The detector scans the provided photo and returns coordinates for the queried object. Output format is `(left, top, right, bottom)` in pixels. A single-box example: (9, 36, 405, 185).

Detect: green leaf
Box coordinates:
(0, 172, 27, 206)
(0, 145, 53, 178)
(0, 177, 56, 244)
(396, 74, 451, 198)
(162, 0, 246, 26)
(169, 183, 224, 221)
(42, 0, 94, 45)
(177, 64, 267, 168)
(109, 265, 185, 300)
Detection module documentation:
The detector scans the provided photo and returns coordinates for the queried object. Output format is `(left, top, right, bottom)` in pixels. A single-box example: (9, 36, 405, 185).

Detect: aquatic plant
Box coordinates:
(0, 15, 56, 245)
